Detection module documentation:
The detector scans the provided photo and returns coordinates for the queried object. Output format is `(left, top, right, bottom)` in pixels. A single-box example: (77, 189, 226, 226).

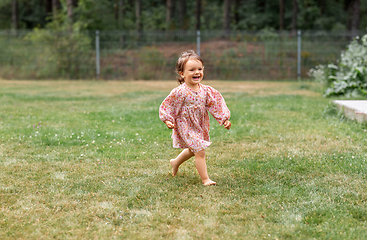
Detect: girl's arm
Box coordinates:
(206, 86, 231, 128)
(159, 88, 183, 127)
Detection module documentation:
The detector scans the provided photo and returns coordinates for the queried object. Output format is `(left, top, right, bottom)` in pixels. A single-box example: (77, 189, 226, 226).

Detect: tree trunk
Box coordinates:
(166, 0, 175, 29)
(136, 0, 142, 35)
(196, 0, 201, 31)
(178, 0, 186, 29)
(346, 0, 361, 36)
(258, 0, 266, 13)
(52, 0, 60, 19)
(223, 0, 231, 35)
(11, 0, 18, 33)
(46, 0, 52, 15)
(279, 0, 284, 31)
(291, 0, 298, 35)
(67, 0, 73, 24)
(234, 0, 241, 25)
(118, 0, 125, 28)
(114, 0, 118, 21)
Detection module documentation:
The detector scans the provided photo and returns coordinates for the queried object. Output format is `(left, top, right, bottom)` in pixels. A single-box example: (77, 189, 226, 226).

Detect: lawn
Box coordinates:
(0, 80, 366, 239)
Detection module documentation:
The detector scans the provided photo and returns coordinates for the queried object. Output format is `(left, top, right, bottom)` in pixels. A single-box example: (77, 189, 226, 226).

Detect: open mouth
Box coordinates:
(193, 76, 201, 80)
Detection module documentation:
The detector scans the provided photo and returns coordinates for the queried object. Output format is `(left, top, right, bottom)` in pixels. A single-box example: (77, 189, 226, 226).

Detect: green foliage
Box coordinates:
(20, 12, 94, 79)
(309, 34, 367, 97)
(137, 47, 167, 80)
(0, 0, 366, 31)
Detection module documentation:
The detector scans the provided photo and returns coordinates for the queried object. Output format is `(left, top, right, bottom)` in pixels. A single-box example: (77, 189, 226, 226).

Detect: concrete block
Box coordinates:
(333, 100, 367, 123)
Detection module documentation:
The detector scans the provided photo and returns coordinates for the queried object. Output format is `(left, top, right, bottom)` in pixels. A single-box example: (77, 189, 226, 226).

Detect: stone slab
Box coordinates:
(333, 100, 367, 123)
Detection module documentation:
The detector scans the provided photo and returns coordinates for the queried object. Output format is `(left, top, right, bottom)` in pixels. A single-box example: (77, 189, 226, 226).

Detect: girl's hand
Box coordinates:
(165, 121, 175, 129)
(224, 120, 231, 130)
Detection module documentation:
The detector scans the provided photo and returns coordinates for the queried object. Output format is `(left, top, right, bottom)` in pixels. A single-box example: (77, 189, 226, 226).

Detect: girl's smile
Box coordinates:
(180, 60, 204, 91)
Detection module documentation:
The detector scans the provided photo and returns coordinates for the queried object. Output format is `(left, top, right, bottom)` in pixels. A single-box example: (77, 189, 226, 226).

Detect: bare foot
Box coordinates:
(170, 159, 179, 177)
(202, 179, 216, 186)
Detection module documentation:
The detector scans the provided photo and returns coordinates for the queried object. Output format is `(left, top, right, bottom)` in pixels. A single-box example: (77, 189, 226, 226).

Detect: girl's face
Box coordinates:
(180, 59, 204, 88)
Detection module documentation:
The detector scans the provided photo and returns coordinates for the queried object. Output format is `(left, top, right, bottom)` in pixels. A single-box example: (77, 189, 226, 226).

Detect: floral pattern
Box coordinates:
(159, 83, 230, 153)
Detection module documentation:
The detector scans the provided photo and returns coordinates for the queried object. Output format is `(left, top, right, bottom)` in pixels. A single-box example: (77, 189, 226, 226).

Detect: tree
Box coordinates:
(52, 0, 60, 19)
(223, 0, 231, 35)
(291, 0, 298, 35)
(258, 0, 266, 13)
(135, 0, 142, 32)
(279, 0, 284, 30)
(67, 0, 73, 23)
(178, 0, 186, 29)
(11, 0, 18, 32)
(117, 0, 125, 28)
(166, 0, 175, 29)
(196, 0, 201, 31)
(345, 0, 361, 36)
(233, 0, 241, 26)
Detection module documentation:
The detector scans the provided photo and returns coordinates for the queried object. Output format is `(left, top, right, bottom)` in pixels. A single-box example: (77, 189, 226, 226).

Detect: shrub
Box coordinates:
(25, 28, 93, 79)
(309, 34, 367, 97)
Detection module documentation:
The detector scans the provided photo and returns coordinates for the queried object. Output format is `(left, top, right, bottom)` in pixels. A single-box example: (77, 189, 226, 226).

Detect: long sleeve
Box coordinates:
(206, 86, 230, 125)
(159, 88, 184, 124)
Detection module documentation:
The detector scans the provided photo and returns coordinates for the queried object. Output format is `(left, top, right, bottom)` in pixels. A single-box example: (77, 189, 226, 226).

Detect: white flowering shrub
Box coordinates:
(309, 34, 367, 97)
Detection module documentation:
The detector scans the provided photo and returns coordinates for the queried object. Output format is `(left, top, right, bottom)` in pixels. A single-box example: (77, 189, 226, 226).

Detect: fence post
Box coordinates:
(297, 30, 301, 80)
(96, 30, 100, 80)
(196, 30, 201, 56)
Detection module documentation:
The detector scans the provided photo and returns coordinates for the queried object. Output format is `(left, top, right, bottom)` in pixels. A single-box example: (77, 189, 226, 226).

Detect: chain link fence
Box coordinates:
(0, 29, 364, 80)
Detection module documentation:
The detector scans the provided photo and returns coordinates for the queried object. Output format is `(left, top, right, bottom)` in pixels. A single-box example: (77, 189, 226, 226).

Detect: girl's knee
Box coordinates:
(194, 149, 205, 158)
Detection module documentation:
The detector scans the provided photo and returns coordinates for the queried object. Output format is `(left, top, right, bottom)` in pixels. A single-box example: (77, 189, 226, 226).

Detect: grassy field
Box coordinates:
(0, 80, 366, 239)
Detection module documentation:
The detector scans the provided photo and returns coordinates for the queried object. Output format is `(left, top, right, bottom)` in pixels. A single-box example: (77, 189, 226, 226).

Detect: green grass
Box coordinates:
(0, 80, 366, 239)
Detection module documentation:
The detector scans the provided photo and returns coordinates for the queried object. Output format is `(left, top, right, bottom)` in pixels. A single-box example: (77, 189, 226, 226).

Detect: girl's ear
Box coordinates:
(179, 72, 184, 77)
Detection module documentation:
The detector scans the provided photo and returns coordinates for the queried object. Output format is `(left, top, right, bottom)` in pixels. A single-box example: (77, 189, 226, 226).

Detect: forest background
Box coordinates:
(1, 0, 367, 80)
(1, 0, 366, 34)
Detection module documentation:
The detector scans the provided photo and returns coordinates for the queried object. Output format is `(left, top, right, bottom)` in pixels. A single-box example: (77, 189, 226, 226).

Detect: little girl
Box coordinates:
(159, 50, 231, 186)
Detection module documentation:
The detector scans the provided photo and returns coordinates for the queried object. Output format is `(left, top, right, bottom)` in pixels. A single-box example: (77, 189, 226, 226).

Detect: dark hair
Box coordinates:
(176, 50, 204, 84)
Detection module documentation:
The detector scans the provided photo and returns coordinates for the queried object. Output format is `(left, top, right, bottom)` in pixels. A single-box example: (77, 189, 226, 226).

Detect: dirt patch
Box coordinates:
(0, 80, 320, 97)
(99, 39, 275, 80)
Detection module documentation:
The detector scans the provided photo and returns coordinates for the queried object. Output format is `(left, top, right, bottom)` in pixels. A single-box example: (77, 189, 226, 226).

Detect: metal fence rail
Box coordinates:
(0, 29, 364, 80)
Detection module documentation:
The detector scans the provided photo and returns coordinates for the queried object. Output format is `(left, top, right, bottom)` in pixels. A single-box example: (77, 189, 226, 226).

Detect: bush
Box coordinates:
(24, 28, 93, 79)
(309, 34, 367, 97)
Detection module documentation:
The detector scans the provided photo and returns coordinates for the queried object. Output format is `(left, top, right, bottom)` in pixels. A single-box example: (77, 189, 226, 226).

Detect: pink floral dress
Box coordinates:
(159, 83, 230, 153)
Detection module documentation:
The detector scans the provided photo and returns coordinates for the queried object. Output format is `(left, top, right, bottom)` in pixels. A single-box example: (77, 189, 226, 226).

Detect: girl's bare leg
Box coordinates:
(170, 149, 194, 176)
(194, 150, 216, 186)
